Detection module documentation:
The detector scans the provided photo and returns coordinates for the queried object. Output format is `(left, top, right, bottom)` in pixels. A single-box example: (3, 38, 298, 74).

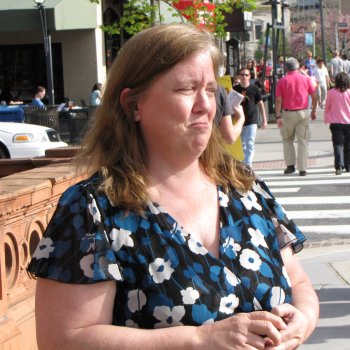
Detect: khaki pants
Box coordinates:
(280, 110, 311, 171)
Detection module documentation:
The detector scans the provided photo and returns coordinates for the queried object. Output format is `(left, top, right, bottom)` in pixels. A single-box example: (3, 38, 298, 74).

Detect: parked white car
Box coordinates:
(0, 122, 68, 159)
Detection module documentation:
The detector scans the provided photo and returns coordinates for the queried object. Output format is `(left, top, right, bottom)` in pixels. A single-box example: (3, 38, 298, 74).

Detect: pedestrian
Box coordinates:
(246, 59, 257, 81)
(214, 85, 245, 145)
(304, 51, 316, 77)
(233, 67, 267, 168)
(31, 86, 46, 108)
(324, 72, 350, 175)
(330, 50, 344, 82)
(341, 53, 350, 78)
(256, 58, 272, 93)
(275, 57, 317, 176)
(315, 59, 330, 109)
(90, 82, 103, 106)
(28, 24, 318, 350)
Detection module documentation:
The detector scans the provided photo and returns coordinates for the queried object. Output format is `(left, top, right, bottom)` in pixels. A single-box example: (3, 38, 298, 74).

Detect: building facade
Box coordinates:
(0, 0, 105, 105)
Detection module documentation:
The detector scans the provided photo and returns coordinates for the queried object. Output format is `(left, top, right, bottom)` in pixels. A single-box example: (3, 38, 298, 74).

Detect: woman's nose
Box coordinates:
(192, 90, 213, 114)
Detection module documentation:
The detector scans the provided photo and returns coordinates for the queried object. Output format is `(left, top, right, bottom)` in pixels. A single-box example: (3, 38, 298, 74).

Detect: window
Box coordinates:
(0, 44, 63, 104)
(255, 24, 262, 41)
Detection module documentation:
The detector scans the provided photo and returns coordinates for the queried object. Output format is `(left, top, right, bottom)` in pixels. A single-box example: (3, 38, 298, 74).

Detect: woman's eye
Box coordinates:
(206, 88, 217, 96)
(176, 87, 194, 94)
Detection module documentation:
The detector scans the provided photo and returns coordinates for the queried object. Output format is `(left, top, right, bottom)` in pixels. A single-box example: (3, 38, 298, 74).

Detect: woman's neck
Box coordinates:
(146, 159, 211, 199)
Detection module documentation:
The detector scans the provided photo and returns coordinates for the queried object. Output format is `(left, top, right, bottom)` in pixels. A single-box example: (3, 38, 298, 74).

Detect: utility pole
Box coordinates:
(319, 0, 327, 63)
(34, 0, 55, 105)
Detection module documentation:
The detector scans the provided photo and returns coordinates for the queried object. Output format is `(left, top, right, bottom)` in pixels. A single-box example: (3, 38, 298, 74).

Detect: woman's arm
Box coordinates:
(35, 278, 199, 350)
(219, 106, 245, 144)
(266, 246, 319, 350)
(35, 278, 287, 350)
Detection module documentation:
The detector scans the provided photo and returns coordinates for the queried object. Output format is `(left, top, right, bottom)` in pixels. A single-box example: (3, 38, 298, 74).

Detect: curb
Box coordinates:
(303, 238, 350, 249)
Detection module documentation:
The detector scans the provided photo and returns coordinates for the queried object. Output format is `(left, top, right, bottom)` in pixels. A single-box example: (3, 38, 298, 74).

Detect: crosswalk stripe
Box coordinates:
(287, 209, 350, 219)
(262, 173, 350, 181)
(256, 168, 340, 175)
(265, 179, 350, 186)
(277, 196, 350, 205)
(271, 187, 300, 193)
(299, 225, 350, 234)
(256, 166, 350, 236)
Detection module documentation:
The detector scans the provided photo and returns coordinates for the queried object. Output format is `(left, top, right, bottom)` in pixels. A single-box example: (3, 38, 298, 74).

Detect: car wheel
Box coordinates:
(0, 145, 8, 159)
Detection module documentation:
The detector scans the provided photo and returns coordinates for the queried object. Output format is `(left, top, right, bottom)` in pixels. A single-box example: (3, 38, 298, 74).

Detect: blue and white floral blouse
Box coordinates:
(28, 174, 305, 328)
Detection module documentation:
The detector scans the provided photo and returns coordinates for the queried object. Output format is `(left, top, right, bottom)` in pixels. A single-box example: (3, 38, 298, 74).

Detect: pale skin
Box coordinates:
(219, 105, 245, 145)
(35, 51, 318, 350)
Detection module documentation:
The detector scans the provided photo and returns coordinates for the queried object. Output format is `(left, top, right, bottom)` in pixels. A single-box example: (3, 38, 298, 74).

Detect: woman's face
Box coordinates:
(135, 50, 217, 163)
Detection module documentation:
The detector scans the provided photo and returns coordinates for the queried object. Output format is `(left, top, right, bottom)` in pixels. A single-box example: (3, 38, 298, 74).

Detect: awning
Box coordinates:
(0, 0, 101, 32)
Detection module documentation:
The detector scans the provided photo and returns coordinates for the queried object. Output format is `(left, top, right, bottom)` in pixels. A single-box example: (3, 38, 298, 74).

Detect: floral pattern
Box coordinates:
(28, 174, 305, 328)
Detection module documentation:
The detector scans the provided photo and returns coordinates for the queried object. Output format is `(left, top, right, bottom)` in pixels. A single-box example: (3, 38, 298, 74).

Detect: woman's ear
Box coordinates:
(120, 88, 140, 121)
(120, 88, 131, 111)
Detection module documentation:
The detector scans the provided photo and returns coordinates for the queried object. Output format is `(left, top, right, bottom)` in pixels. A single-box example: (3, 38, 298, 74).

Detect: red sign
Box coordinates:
(338, 22, 349, 33)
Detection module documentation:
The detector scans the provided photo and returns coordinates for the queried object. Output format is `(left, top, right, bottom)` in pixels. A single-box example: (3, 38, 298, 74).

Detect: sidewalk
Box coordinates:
(299, 245, 350, 349)
(254, 110, 350, 349)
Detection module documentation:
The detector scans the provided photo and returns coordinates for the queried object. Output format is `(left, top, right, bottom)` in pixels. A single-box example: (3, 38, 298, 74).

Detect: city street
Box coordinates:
(254, 109, 350, 242)
(254, 109, 350, 349)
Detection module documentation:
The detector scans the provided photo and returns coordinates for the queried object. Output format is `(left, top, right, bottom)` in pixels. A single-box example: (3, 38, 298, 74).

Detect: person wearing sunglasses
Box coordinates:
(233, 67, 267, 168)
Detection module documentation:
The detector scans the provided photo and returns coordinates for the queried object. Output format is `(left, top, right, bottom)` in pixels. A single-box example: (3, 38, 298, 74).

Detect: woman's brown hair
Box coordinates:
(75, 24, 255, 214)
(335, 72, 350, 92)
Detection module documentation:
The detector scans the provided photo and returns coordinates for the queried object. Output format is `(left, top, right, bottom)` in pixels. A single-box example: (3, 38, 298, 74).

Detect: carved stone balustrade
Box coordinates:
(0, 148, 85, 349)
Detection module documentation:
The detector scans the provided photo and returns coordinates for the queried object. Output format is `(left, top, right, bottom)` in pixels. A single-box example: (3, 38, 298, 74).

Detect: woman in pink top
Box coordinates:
(324, 72, 350, 175)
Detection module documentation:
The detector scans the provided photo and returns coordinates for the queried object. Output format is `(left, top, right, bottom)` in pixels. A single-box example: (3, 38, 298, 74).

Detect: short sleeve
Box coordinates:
(254, 86, 262, 103)
(253, 179, 305, 253)
(27, 179, 123, 284)
(275, 80, 282, 98)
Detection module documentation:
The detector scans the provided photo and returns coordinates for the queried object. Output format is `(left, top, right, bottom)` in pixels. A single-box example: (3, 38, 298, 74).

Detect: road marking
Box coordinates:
(277, 196, 350, 205)
(262, 173, 350, 181)
(287, 209, 350, 219)
(265, 179, 350, 186)
(299, 225, 350, 234)
(270, 187, 300, 193)
(256, 168, 344, 175)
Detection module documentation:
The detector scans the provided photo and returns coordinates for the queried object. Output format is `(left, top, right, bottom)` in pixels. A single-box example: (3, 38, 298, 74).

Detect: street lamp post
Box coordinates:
(311, 21, 317, 58)
(319, 0, 327, 64)
(34, 0, 55, 105)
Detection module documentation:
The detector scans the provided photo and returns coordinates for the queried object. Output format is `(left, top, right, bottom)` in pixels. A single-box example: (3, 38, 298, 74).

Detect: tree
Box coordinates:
(90, 0, 257, 38)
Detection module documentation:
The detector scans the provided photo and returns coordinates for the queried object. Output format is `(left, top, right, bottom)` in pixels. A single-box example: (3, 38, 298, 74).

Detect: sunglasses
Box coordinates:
(241, 73, 250, 76)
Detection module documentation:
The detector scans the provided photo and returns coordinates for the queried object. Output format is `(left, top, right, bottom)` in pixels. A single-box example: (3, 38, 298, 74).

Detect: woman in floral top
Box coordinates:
(28, 24, 319, 350)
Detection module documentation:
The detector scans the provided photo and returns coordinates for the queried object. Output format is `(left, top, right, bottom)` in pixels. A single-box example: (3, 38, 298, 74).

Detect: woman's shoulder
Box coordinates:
(58, 174, 103, 206)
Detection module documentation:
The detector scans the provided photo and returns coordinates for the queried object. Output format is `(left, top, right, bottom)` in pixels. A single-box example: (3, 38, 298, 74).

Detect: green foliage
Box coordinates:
(89, 0, 257, 38)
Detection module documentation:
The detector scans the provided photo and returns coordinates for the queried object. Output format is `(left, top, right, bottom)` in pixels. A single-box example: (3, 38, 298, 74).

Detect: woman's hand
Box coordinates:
(196, 311, 286, 350)
(265, 303, 309, 350)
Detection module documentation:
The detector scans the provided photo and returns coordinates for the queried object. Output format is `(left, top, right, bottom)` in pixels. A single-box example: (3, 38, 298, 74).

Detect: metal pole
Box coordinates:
(313, 29, 316, 57)
(281, 0, 286, 68)
(319, 0, 327, 63)
(271, 1, 277, 111)
(38, 4, 55, 105)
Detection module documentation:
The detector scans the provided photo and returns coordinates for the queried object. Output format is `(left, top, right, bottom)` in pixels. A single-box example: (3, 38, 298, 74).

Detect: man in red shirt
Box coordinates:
(275, 57, 317, 176)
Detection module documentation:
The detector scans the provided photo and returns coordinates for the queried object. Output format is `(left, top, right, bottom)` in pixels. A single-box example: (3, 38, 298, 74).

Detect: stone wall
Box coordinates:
(0, 149, 85, 349)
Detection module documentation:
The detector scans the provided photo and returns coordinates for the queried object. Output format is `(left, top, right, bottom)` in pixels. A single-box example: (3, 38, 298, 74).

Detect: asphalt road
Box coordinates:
(254, 111, 350, 242)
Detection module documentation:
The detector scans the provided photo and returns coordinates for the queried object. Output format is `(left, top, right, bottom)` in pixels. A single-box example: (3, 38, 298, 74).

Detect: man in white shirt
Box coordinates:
(342, 54, 350, 78)
(315, 59, 330, 108)
(330, 50, 344, 82)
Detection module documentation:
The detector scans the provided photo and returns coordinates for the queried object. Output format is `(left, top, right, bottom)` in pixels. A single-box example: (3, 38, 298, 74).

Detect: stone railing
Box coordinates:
(0, 148, 85, 349)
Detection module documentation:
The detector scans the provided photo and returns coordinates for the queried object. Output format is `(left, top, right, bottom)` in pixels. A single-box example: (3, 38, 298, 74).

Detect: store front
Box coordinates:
(0, 43, 64, 104)
(0, 0, 105, 106)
